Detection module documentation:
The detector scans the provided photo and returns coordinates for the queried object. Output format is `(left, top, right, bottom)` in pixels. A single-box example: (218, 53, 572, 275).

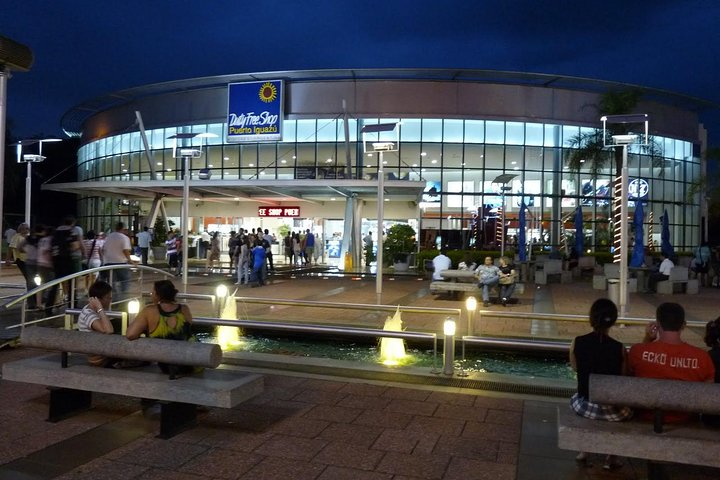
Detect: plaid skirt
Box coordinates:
(570, 393, 633, 421)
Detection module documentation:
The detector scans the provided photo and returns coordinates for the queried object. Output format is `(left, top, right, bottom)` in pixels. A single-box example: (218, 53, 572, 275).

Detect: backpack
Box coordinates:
(51, 228, 76, 260)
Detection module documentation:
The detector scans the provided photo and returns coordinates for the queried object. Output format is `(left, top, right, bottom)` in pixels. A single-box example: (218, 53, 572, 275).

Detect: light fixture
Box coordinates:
(281, 159, 287, 164)
(420, 152, 427, 157)
(128, 299, 140, 315)
(156, 162, 162, 166)
(233, 197, 240, 201)
(443, 319, 456, 336)
(33, 274, 42, 286)
(431, 159, 437, 164)
(215, 284, 228, 299)
(412, 163, 418, 167)
(223, 156, 229, 161)
(249, 163, 254, 167)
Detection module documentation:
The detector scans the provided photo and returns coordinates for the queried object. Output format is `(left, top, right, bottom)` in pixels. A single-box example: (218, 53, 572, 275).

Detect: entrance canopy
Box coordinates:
(41, 178, 426, 205)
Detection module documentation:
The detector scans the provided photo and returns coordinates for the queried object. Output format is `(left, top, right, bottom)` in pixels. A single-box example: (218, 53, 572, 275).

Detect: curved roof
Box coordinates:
(61, 68, 717, 137)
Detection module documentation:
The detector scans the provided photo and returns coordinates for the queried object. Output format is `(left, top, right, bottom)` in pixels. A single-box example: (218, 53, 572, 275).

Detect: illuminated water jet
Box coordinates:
(379, 307, 406, 366)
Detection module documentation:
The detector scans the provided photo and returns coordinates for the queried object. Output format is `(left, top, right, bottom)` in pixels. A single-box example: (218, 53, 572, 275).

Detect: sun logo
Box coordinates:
(258, 82, 277, 103)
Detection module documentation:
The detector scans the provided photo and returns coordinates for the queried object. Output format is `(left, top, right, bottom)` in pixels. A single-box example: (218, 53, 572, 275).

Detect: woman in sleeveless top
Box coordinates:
(126, 279, 194, 376)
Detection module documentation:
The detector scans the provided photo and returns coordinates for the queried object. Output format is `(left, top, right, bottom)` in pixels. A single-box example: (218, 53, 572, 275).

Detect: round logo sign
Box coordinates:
(628, 178, 649, 199)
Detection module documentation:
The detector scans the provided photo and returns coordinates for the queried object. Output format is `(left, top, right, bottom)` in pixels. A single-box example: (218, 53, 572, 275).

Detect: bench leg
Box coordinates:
(158, 402, 197, 439)
(647, 460, 668, 480)
(48, 387, 92, 422)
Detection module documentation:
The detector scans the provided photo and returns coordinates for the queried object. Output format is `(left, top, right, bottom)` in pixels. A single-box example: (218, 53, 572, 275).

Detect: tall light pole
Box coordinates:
(361, 123, 399, 298)
(601, 114, 649, 317)
(14, 138, 61, 226)
(168, 132, 217, 290)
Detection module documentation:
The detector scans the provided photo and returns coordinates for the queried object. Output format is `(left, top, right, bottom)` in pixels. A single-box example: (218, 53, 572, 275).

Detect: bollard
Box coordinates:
(443, 319, 456, 376)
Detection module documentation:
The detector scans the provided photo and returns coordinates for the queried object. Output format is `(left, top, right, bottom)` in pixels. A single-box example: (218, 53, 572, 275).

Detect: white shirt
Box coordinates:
(432, 254, 452, 280)
(102, 231, 131, 264)
(659, 258, 674, 276)
(136, 231, 151, 248)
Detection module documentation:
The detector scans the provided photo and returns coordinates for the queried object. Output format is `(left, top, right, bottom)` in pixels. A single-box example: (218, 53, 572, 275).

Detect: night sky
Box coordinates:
(2, 0, 720, 143)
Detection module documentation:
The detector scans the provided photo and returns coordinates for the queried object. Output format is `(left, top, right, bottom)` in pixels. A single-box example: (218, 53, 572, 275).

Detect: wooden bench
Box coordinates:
(2, 327, 264, 438)
(558, 374, 720, 479)
(657, 266, 699, 294)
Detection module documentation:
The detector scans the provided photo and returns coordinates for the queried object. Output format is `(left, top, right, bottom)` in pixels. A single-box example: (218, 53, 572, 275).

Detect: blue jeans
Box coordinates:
(500, 282, 515, 301)
(478, 277, 499, 302)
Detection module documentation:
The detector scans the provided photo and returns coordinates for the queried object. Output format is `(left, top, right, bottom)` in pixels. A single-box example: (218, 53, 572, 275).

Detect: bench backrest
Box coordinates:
(21, 327, 222, 368)
(577, 256, 595, 269)
(669, 265, 689, 281)
(603, 263, 620, 278)
(544, 259, 563, 274)
(590, 374, 720, 414)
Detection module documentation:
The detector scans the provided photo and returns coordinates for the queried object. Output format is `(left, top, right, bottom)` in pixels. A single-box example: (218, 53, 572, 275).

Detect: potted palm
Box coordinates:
(150, 217, 168, 262)
(383, 224, 416, 272)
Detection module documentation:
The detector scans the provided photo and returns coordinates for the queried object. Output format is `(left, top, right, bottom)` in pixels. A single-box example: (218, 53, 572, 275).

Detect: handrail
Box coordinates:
(477, 309, 707, 329)
(4, 264, 175, 308)
(230, 296, 461, 317)
(192, 316, 437, 341)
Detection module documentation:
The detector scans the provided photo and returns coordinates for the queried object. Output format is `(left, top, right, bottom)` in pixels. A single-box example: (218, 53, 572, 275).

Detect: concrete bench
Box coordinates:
(558, 374, 720, 479)
(2, 327, 264, 438)
(535, 259, 571, 285)
(429, 281, 524, 299)
(657, 266, 699, 294)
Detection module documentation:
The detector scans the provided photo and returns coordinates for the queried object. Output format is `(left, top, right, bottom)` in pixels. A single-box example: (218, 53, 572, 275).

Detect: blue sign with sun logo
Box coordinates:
(227, 80, 284, 142)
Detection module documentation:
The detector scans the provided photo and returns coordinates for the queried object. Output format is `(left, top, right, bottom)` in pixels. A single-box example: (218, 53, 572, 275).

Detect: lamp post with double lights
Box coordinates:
(167, 132, 217, 289)
(360, 123, 399, 297)
(13, 138, 62, 226)
(601, 114, 649, 317)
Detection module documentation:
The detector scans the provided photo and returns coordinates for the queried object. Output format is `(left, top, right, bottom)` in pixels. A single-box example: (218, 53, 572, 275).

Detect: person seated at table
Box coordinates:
(126, 279, 196, 378)
(497, 256, 517, 307)
(431, 249, 452, 281)
(647, 252, 673, 293)
(474, 256, 500, 307)
(570, 298, 632, 469)
(457, 253, 476, 271)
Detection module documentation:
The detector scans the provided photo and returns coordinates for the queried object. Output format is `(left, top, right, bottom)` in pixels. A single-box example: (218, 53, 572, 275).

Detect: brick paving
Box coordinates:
(1, 263, 720, 479)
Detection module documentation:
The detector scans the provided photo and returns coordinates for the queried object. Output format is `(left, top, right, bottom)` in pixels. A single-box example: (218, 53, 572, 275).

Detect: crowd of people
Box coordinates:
(4, 217, 136, 312)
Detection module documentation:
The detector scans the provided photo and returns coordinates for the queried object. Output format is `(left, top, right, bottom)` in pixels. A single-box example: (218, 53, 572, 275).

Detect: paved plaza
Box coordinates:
(1, 262, 719, 479)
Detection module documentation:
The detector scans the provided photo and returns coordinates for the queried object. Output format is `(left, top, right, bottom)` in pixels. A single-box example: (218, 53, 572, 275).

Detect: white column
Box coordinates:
(376, 151, 384, 296)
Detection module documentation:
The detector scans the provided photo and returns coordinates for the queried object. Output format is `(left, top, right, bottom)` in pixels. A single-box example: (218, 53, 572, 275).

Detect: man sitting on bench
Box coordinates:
(474, 256, 500, 307)
(628, 302, 715, 422)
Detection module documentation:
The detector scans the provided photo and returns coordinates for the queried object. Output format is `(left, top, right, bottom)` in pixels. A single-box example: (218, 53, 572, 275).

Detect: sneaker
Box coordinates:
(483, 301, 490, 307)
(502, 297, 507, 306)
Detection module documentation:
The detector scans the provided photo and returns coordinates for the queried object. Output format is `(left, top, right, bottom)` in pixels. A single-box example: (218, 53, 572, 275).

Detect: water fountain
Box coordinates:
(216, 287, 241, 349)
(379, 307, 407, 366)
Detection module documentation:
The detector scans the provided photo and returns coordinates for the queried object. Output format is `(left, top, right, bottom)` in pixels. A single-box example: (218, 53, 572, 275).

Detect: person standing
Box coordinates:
(691, 241, 712, 287)
(11, 224, 35, 308)
(570, 298, 632, 469)
(101, 222, 135, 296)
(166, 231, 178, 273)
(135, 227, 151, 266)
(206, 232, 221, 272)
(48, 217, 81, 309)
(236, 235, 251, 285)
(4, 225, 16, 264)
(474, 256, 500, 307)
(304, 229, 315, 266)
(251, 238, 267, 286)
(263, 229, 275, 271)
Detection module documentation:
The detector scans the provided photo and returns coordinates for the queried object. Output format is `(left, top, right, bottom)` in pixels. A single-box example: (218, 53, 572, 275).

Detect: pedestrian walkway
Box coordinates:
(1, 264, 719, 479)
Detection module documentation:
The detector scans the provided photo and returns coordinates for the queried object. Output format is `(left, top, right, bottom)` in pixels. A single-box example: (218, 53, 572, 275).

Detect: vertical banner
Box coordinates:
(227, 80, 283, 142)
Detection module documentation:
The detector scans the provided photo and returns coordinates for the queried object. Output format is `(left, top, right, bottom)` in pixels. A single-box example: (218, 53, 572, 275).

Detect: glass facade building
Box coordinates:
(53, 69, 707, 254)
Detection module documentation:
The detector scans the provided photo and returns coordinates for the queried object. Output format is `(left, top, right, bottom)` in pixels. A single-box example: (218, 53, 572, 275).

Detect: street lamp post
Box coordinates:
(360, 123, 399, 298)
(14, 138, 62, 226)
(493, 174, 517, 258)
(601, 114, 649, 318)
(168, 133, 217, 290)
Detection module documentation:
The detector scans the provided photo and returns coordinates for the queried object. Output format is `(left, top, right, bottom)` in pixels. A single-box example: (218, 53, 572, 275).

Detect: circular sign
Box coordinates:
(628, 178, 649, 199)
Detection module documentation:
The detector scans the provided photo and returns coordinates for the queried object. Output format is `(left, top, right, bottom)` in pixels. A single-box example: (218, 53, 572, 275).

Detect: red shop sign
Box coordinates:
(258, 206, 301, 217)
